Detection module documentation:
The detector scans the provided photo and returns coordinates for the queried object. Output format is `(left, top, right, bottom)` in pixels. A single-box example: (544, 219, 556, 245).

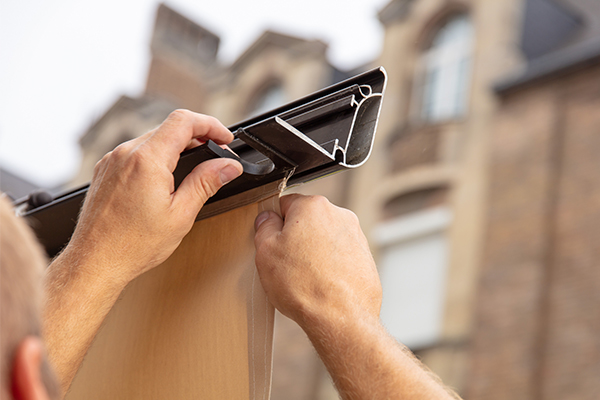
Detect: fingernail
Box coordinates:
(255, 211, 270, 230)
(220, 164, 242, 184)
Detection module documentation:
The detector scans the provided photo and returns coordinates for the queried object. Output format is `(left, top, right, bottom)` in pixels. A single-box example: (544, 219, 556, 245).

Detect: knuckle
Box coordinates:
(307, 195, 330, 208)
(168, 109, 191, 122)
(93, 151, 111, 174)
(111, 144, 151, 174)
(202, 114, 217, 124)
(196, 176, 219, 199)
(204, 115, 222, 129)
(111, 143, 128, 158)
(128, 148, 145, 164)
(344, 209, 360, 224)
(92, 161, 103, 175)
(95, 153, 109, 168)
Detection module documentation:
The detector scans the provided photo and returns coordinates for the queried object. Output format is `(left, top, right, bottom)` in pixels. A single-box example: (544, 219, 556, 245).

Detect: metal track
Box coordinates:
(19, 67, 387, 257)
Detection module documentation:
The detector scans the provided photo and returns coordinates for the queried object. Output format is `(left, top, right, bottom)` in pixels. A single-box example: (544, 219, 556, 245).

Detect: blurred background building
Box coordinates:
(3, 0, 600, 399)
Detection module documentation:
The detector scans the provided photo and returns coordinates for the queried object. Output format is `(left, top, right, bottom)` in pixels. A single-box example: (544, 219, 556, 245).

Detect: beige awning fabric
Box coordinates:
(66, 197, 278, 399)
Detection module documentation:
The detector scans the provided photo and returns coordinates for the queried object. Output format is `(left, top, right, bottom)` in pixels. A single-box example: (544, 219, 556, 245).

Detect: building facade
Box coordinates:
(468, 0, 600, 397)
(72, 1, 600, 399)
(349, 0, 524, 393)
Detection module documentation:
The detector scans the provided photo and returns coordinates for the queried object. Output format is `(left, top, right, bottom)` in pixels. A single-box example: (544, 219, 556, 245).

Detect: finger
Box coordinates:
(279, 194, 307, 219)
(172, 158, 242, 217)
(147, 110, 234, 171)
(182, 139, 232, 155)
(219, 143, 240, 156)
(184, 138, 205, 151)
(254, 211, 284, 249)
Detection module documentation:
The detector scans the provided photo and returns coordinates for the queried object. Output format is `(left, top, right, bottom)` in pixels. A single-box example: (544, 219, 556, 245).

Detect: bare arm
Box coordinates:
(43, 110, 243, 394)
(254, 194, 459, 400)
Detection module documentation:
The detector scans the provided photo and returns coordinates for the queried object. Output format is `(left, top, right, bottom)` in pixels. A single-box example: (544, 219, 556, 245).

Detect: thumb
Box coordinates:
(174, 158, 242, 213)
(254, 211, 284, 248)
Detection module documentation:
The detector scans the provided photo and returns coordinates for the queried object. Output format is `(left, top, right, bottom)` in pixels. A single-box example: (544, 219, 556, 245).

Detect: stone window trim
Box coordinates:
(373, 205, 453, 246)
(413, 3, 471, 52)
(370, 166, 456, 215)
(380, 186, 450, 221)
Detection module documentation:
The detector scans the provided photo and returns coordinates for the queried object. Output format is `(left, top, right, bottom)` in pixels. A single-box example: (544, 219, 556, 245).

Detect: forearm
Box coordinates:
(303, 313, 459, 400)
(42, 248, 128, 394)
(36, 111, 240, 396)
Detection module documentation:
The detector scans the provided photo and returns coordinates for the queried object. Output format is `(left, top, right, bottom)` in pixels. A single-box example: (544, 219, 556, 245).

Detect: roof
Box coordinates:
(497, 0, 600, 93)
(519, 0, 582, 61)
(229, 30, 328, 73)
(497, 37, 600, 92)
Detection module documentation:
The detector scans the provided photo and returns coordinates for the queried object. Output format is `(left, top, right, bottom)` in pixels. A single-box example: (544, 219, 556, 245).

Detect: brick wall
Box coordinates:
(468, 63, 600, 400)
(388, 125, 441, 173)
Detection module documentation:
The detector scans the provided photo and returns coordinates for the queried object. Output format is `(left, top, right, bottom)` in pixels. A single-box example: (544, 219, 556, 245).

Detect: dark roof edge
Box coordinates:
(496, 38, 600, 94)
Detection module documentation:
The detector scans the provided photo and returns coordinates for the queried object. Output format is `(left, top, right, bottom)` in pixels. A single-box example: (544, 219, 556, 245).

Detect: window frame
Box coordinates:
(412, 13, 474, 124)
(372, 206, 452, 349)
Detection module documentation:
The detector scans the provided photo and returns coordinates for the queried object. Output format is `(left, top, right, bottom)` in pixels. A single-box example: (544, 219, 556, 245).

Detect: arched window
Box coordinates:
(420, 14, 473, 122)
(248, 83, 285, 118)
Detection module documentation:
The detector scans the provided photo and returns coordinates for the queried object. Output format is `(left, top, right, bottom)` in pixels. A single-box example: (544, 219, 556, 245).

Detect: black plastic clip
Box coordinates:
(204, 141, 275, 176)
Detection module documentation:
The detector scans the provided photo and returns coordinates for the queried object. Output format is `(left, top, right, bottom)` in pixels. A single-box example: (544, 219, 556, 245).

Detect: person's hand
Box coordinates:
(253, 194, 382, 333)
(64, 109, 243, 285)
(254, 194, 458, 400)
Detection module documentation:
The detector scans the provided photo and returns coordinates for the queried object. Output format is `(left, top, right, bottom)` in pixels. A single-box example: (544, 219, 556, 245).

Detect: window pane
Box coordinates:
(454, 56, 471, 116)
(379, 231, 448, 349)
(421, 15, 473, 122)
(422, 67, 439, 120)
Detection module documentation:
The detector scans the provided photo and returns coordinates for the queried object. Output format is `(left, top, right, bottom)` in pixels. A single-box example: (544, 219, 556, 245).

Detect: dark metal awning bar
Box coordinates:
(20, 67, 387, 258)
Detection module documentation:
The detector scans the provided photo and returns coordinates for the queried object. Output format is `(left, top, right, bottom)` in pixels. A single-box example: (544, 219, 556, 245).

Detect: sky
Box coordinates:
(0, 0, 390, 188)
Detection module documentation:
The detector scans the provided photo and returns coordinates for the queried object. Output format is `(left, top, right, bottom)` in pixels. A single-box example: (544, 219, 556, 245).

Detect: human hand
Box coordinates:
(63, 110, 243, 285)
(253, 195, 460, 400)
(253, 194, 382, 333)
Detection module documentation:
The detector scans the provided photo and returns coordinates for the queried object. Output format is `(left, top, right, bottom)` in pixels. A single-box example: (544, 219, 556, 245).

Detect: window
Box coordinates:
(420, 14, 473, 122)
(373, 206, 452, 349)
(248, 84, 285, 118)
